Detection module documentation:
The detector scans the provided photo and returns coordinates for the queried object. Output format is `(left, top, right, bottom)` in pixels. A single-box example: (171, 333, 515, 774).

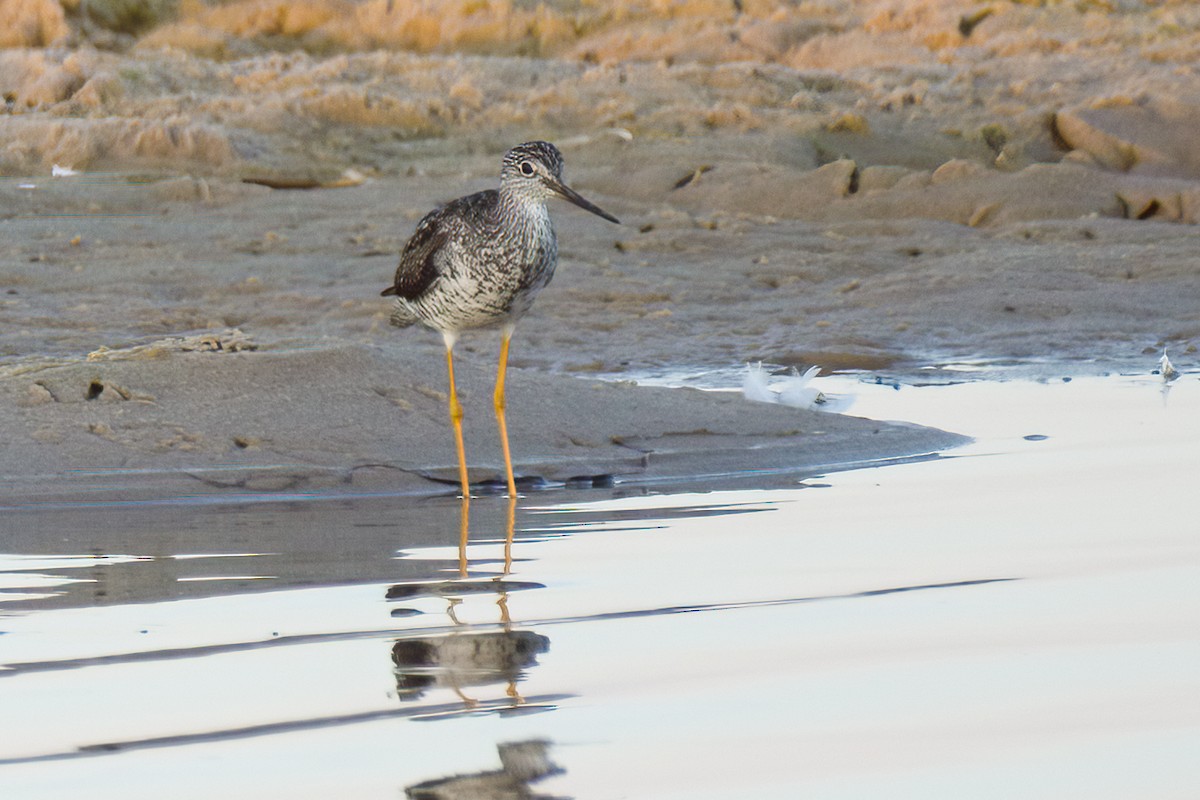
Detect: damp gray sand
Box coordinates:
(0, 338, 969, 503)
(1, 160, 1193, 499)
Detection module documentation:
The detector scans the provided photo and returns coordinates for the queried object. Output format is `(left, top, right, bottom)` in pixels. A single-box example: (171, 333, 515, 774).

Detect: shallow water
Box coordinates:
(2, 373, 1198, 798)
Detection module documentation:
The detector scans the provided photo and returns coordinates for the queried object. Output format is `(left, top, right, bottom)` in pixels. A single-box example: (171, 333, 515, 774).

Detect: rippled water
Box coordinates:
(2, 374, 1198, 799)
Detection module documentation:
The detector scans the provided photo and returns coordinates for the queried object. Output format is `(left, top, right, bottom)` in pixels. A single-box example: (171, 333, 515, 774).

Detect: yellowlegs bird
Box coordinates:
(382, 141, 619, 499)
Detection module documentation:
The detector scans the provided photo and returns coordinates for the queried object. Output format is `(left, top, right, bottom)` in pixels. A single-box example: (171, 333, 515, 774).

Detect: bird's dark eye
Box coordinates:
(519, 161, 535, 176)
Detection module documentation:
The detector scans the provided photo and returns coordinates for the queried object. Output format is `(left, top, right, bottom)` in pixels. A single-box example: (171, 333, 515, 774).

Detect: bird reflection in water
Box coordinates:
(456, 493, 518, 579)
(388, 495, 549, 712)
(405, 739, 564, 800)
(390, 623, 550, 710)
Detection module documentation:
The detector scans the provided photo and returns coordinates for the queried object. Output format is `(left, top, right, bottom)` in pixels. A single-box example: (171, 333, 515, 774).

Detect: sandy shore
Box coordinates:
(3, 0, 1198, 497)
(0, 336, 969, 503)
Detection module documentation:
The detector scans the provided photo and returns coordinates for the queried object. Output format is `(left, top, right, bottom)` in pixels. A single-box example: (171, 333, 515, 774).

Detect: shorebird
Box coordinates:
(382, 141, 619, 500)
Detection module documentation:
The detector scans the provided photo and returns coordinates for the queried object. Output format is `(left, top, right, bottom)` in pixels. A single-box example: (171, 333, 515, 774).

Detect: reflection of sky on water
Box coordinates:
(1, 375, 1198, 798)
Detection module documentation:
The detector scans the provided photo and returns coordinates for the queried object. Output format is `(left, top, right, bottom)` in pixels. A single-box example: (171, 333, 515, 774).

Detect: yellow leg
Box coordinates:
(445, 345, 470, 500)
(493, 332, 518, 499)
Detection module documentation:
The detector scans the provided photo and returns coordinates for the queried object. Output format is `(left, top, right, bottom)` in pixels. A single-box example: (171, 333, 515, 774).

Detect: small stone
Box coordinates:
(23, 382, 55, 405)
(88, 422, 116, 439)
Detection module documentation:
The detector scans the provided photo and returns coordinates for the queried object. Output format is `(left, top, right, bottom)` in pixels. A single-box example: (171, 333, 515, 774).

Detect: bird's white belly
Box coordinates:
(415, 259, 549, 332)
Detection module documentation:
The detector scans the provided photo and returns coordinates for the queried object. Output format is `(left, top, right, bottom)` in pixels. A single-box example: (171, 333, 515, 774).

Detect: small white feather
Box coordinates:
(1159, 348, 1179, 383)
(742, 362, 776, 403)
(777, 365, 823, 408)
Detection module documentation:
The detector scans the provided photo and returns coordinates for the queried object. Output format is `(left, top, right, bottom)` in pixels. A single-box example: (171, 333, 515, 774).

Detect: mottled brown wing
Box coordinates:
(381, 213, 449, 300)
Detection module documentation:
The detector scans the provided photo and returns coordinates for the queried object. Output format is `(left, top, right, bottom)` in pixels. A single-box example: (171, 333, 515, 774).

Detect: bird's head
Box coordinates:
(501, 141, 619, 224)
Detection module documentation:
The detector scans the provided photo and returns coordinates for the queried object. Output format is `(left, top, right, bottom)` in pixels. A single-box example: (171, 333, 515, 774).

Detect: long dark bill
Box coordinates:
(547, 178, 620, 224)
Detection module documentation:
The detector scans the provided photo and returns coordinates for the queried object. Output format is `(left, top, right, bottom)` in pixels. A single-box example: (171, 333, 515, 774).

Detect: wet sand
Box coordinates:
(1, 315, 967, 504)
(0, 133, 992, 500)
(0, 157, 1192, 498)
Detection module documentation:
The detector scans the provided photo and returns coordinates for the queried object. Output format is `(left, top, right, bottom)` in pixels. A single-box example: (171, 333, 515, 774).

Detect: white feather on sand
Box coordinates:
(1159, 348, 1179, 383)
(743, 362, 851, 412)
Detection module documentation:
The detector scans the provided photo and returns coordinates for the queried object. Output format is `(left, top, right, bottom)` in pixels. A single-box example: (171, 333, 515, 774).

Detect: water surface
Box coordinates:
(2, 374, 1198, 799)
